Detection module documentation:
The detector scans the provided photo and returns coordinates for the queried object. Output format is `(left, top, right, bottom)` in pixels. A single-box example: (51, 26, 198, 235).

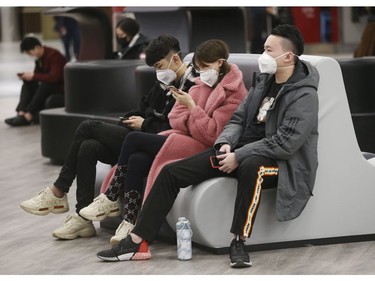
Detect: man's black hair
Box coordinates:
(116, 18, 140, 37)
(145, 35, 181, 66)
(20, 37, 42, 53)
(271, 24, 304, 56)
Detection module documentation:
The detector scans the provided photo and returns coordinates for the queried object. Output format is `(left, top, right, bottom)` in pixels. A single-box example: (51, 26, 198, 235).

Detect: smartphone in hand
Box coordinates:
(210, 151, 226, 168)
(166, 85, 179, 96)
(118, 117, 129, 121)
(210, 156, 221, 168)
(166, 85, 178, 91)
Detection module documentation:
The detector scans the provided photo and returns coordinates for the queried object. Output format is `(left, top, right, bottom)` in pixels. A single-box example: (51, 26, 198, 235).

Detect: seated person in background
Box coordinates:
(113, 17, 150, 60)
(5, 37, 67, 126)
(20, 35, 197, 240)
(80, 39, 247, 256)
(96, 24, 319, 269)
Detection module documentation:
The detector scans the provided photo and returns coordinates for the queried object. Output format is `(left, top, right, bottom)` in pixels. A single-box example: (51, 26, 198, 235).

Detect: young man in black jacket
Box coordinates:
(20, 35, 197, 240)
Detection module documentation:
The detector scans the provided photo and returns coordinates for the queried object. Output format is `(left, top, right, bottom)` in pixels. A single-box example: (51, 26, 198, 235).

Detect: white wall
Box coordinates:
(341, 7, 367, 44)
(1, 7, 19, 42)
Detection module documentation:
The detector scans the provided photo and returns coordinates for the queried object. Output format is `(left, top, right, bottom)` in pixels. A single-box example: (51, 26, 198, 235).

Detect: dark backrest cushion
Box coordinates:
(64, 60, 146, 114)
(135, 65, 157, 98)
(336, 58, 375, 113)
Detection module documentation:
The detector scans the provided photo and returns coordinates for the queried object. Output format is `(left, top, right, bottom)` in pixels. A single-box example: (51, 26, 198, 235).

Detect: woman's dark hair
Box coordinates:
(145, 35, 181, 66)
(116, 18, 140, 37)
(192, 39, 230, 84)
(20, 37, 42, 53)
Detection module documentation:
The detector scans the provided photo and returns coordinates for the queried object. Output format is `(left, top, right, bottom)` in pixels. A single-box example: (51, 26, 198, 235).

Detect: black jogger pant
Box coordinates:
(132, 148, 279, 242)
(54, 120, 131, 212)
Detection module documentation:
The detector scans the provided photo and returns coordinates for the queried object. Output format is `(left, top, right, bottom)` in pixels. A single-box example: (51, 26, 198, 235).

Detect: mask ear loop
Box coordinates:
(278, 53, 297, 70)
(167, 51, 181, 70)
(170, 52, 185, 75)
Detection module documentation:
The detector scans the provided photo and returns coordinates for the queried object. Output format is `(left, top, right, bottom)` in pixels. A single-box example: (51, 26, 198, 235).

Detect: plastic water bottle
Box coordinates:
(176, 217, 193, 260)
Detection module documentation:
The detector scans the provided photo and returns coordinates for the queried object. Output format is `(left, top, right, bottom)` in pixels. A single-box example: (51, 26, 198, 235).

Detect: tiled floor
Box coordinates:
(0, 40, 374, 277)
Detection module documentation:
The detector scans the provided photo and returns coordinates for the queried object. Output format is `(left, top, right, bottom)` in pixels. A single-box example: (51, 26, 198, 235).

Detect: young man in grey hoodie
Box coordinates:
(96, 24, 320, 268)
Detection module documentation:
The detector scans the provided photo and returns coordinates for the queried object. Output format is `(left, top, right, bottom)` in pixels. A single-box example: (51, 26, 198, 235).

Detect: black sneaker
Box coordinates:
(229, 237, 252, 268)
(97, 235, 151, 262)
(4, 115, 31, 127)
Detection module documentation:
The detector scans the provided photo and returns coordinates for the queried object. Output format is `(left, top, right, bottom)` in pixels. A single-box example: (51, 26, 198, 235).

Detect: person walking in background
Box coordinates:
(113, 17, 150, 60)
(4, 36, 67, 126)
(54, 16, 80, 61)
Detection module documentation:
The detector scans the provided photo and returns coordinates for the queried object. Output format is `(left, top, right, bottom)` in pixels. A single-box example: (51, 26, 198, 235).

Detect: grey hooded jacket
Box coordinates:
(214, 59, 319, 221)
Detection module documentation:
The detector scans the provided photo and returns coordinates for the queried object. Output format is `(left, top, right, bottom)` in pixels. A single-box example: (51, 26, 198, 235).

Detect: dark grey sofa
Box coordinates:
(40, 60, 146, 164)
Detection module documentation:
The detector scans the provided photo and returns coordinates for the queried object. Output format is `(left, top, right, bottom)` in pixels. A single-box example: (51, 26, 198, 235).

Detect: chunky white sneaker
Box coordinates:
(110, 220, 135, 246)
(20, 187, 69, 215)
(52, 213, 96, 240)
(79, 193, 121, 221)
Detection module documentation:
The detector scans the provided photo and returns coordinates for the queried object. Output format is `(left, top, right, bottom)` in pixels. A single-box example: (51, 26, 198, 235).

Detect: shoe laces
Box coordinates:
(63, 214, 85, 227)
(30, 188, 50, 204)
(231, 237, 246, 254)
(91, 194, 106, 208)
(62, 214, 74, 225)
(113, 235, 138, 253)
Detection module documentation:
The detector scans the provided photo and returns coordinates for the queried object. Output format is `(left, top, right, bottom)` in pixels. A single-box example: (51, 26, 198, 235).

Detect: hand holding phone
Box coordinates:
(166, 85, 179, 96)
(210, 150, 226, 168)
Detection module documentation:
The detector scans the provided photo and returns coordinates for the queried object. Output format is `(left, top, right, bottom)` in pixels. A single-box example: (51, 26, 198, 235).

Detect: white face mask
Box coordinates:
(156, 54, 183, 85)
(199, 64, 219, 87)
(258, 52, 290, 74)
(156, 68, 176, 85)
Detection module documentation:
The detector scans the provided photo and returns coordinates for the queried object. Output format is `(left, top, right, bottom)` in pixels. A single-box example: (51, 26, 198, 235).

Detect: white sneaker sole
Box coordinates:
(97, 251, 151, 262)
(20, 204, 69, 216)
(52, 227, 96, 240)
(230, 260, 252, 268)
(79, 208, 121, 221)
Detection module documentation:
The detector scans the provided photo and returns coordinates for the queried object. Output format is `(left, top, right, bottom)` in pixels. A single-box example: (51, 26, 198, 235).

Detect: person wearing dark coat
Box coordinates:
(113, 17, 150, 60)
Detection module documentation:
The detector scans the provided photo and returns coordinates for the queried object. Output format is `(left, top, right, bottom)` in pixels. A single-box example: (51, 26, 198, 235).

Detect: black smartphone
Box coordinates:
(118, 117, 129, 120)
(166, 85, 179, 96)
(210, 151, 225, 168)
(166, 85, 178, 91)
(210, 156, 221, 168)
(17, 72, 24, 77)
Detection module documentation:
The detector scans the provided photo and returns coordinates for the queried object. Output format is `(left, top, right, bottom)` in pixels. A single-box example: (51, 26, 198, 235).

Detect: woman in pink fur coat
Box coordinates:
(80, 39, 248, 250)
